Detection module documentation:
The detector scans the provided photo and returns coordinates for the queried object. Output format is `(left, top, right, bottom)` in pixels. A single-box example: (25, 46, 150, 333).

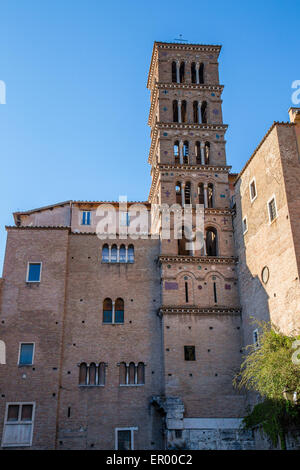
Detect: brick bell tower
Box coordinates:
(147, 42, 247, 448)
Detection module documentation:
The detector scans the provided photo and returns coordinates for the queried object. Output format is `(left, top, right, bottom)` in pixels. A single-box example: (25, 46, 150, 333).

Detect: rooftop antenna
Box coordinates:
(174, 34, 188, 43)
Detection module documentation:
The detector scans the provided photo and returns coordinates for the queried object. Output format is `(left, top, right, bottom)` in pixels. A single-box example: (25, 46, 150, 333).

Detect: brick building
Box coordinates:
(0, 41, 299, 450)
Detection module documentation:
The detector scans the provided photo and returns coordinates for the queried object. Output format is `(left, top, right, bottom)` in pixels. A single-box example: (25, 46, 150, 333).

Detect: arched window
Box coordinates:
(137, 362, 145, 384)
(193, 101, 198, 123)
(175, 182, 182, 204)
(103, 298, 113, 323)
(119, 362, 126, 385)
(178, 226, 193, 256)
(198, 183, 205, 205)
(102, 244, 109, 263)
(208, 183, 214, 208)
(195, 141, 201, 164)
(201, 101, 207, 124)
(79, 363, 87, 385)
(115, 298, 124, 324)
(119, 245, 126, 263)
(183, 141, 189, 164)
(184, 182, 191, 205)
(173, 100, 178, 122)
(181, 100, 187, 123)
(205, 142, 210, 164)
(199, 63, 204, 84)
(179, 62, 185, 83)
(129, 362, 135, 384)
(89, 362, 96, 385)
(98, 362, 106, 385)
(191, 62, 196, 83)
(128, 245, 134, 263)
(172, 61, 177, 83)
(111, 244, 117, 263)
(174, 140, 180, 163)
(206, 227, 218, 256)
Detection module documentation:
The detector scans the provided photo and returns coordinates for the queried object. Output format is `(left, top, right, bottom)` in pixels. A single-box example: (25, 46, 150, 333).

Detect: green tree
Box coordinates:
(233, 321, 300, 449)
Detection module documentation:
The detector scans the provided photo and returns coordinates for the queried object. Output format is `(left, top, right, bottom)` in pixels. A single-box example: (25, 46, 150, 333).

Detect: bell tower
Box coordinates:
(147, 42, 246, 443)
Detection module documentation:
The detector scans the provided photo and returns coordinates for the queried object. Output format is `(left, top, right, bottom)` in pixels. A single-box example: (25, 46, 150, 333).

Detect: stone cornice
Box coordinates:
(148, 122, 228, 165)
(147, 42, 222, 90)
(159, 255, 238, 265)
(159, 305, 241, 316)
(148, 83, 224, 126)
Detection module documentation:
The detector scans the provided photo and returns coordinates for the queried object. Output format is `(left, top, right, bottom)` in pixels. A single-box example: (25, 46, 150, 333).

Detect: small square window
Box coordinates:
(81, 211, 91, 226)
(19, 343, 34, 366)
(184, 345, 196, 361)
(242, 217, 248, 234)
(249, 178, 257, 202)
(27, 263, 41, 283)
(268, 197, 277, 223)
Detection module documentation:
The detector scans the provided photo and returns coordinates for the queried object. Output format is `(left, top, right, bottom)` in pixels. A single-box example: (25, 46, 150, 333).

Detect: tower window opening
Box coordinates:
(201, 101, 207, 124)
(206, 227, 218, 256)
(195, 141, 201, 164)
(172, 61, 177, 83)
(179, 62, 185, 83)
(193, 101, 198, 123)
(174, 141, 180, 163)
(173, 100, 178, 122)
(205, 142, 210, 164)
(191, 62, 196, 83)
(183, 141, 189, 164)
(175, 182, 182, 204)
(199, 63, 204, 84)
(207, 183, 214, 208)
(181, 100, 187, 123)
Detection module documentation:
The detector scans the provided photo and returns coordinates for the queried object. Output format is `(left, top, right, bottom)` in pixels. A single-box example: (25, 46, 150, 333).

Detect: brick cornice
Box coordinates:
(147, 42, 222, 90)
(159, 255, 238, 265)
(159, 305, 241, 316)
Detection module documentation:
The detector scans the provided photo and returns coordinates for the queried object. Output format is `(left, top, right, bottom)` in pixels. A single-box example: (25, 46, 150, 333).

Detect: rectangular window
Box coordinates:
(115, 427, 137, 450)
(242, 216, 248, 234)
(19, 343, 34, 366)
(26, 263, 41, 283)
(81, 211, 91, 225)
(120, 212, 130, 227)
(249, 178, 257, 202)
(184, 345, 196, 361)
(2, 403, 35, 447)
(268, 196, 277, 223)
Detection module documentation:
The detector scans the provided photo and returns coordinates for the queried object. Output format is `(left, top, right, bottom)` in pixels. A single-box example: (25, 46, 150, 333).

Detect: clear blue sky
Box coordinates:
(0, 0, 299, 271)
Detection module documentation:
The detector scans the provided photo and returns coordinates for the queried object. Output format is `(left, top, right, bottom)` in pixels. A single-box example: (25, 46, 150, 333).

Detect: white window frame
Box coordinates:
(18, 342, 35, 366)
(267, 194, 278, 224)
(81, 210, 92, 226)
(253, 329, 260, 349)
(2, 402, 35, 447)
(249, 177, 257, 203)
(115, 427, 138, 450)
(26, 262, 42, 283)
(242, 216, 248, 235)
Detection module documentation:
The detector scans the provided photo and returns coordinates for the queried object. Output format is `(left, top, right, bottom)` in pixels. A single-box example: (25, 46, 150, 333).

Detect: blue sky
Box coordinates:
(0, 0, 299, 270)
